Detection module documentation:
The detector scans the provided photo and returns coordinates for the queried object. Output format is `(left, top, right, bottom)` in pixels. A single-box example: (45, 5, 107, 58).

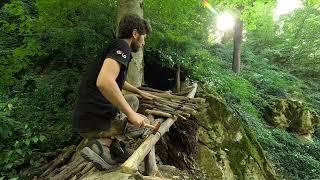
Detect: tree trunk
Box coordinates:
(232, 17, 243, 74)
(117, 0, 144, 87)
(176, 65, 181, 92)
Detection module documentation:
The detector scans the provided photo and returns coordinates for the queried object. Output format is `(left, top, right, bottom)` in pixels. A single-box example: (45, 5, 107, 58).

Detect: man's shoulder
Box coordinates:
(104, 39, 131, 67)
(109, 39, 130, 50)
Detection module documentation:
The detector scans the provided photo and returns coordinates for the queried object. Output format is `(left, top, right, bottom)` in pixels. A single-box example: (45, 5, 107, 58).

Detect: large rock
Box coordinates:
(265, 99, 319, 136)
(195, 95, 278, 180)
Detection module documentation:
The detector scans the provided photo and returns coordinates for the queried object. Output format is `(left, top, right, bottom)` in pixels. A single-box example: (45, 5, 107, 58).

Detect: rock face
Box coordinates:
(195, 95, 278, 180)
(265, 99, 319, 136)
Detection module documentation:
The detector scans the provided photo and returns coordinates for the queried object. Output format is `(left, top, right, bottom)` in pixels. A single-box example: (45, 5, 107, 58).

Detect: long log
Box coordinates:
(143, 91, 205, 103)
(153, 108, 190, 119)
(145, 146, 158, 176)
(187, 83, 198, 98)
(138, 86, 169, 93)
(144, 115, 160, 176)
(140, 98, 197, 111)
(121, 116, 178, 173)
(145, 109, 172, 118)
(141, 103, 191, 119)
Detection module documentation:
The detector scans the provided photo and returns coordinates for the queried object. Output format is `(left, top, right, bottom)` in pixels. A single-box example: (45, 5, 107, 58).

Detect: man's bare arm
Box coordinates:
(123, 81, 140, 94)
(123, 81, 156, 100)
(96, 59, 134, 116)
(96, 58, 144, 127)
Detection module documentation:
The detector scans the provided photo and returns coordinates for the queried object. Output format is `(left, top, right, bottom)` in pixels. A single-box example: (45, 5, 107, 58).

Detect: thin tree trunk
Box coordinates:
(117, 0, 144, 87)
(232, 17, 243, 74)
(176, 65, 181, 92)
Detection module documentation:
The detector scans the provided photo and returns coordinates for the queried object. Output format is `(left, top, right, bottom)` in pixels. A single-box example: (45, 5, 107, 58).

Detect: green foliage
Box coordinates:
(0, 0, 43, 91)
(0, 100, 46, 177)
(145, 0, 211, 67)
(34, 0, 117, 68)
(0, 0, 116, 177)
(0, 0, 319, 179)
(11, 70, 81, 150)
(279, 6, 320, 79)
(260, 128, 320, 180)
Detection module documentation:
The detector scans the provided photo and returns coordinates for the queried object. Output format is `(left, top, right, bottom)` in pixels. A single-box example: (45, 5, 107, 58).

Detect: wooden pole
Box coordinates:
(187, 83, 198, 98)
(145, 146, 159, 176)
(121, 83, 199, 174)
(121, 116, 178, 173)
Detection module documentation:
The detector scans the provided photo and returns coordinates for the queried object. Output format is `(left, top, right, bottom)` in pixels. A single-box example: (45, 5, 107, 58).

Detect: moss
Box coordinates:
(196, 94, 279, 180)
(195, 144, 224, 179)
(267, 99, 320, 135)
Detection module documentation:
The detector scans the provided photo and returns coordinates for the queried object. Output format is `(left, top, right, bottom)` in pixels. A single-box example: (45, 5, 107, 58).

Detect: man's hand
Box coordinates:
(139, 90, 157, 100)
(127, 112, 146, 128)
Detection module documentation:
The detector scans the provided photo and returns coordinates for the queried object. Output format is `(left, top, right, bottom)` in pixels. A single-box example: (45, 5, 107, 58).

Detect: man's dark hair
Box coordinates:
(118, 14, 151, 39)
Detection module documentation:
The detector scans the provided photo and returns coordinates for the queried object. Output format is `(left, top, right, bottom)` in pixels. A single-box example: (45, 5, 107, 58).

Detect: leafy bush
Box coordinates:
(11, 70, 81, 150)
(0, 100, 46, 177)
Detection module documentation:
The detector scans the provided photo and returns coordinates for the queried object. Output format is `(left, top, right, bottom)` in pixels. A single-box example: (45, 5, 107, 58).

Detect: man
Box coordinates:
(73, 14, 153, 170)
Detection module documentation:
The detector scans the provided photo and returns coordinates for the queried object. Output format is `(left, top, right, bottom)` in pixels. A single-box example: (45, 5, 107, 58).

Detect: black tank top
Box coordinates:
(73, 39, 131, 132)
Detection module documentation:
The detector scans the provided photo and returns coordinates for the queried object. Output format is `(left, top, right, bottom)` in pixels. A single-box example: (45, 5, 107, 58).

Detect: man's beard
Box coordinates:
(131, 39, 141, 53)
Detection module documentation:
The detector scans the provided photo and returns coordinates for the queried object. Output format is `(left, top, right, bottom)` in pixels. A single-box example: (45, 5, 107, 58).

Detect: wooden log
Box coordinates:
(145, 146, 160, 176)
(78, 162, 94, 179)
(154, 101, 173, 112)
(47, 169, 60, 178)
(153, 98, 198, 112)
(141, 98, 196, 111)
(187, 83, 198, 98)
(153, 108, 190, 119)
(154, 100, 197, 115)
(138, 86, 168, 93)
(121, 116, 178, 173)
(144, 115, 160, 176)
(40, 145, 75, 178)
(144, 91, 205, 103)
(145, 109, 172, 118)
(63, 160, 86, 180)
(140, 103, 154, 110)
(51, 158, 85, 180)
(141, 102, 191, 118)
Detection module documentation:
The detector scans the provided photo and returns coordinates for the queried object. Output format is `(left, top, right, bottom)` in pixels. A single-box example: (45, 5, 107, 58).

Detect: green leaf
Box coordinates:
(16, 149, 22, 155)
(39, 135, 46, 142)
(25, 139, 30, 146)
(32, 136, 39, 143)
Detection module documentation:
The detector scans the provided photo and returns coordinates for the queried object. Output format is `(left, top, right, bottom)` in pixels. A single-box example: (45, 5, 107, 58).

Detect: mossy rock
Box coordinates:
(195, 94, 278, 180)
(265, 99, 320, 136)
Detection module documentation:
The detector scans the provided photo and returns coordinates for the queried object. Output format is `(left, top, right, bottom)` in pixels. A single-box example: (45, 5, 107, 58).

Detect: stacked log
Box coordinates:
(122, 83, 203, 175)
(138, 87, 204, 120)
(33, 85, 204, 179)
